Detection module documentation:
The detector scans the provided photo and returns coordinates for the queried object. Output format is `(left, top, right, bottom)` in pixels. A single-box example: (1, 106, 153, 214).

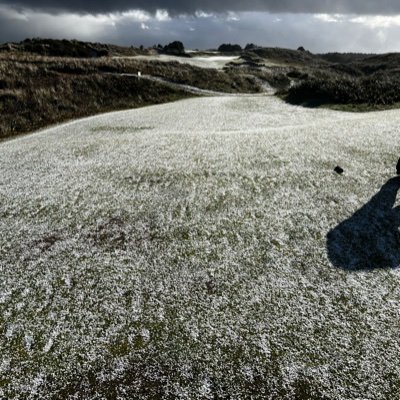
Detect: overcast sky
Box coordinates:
(2, 1, 400, 52)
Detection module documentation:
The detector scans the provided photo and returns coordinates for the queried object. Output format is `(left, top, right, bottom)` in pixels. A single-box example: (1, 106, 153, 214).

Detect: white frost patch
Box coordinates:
(127, 54, 239, 69)
(24, 334, 34, 351)
(43, 338, 54, 353)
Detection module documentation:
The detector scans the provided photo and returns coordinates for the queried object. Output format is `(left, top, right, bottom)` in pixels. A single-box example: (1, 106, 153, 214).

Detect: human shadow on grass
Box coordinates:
(327, 177, 400, 271)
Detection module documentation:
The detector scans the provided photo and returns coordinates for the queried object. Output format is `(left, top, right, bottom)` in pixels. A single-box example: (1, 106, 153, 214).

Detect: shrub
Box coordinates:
(163, 41, 185, 56)
(285, 74, 400, 106)
(245, 43, 258, 51)
(218, 44, 242, 53)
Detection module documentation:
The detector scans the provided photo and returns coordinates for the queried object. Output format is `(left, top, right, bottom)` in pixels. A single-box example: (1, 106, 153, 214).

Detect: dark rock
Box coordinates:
(334, 166, 344, 174)
(397, 158, 400, 175)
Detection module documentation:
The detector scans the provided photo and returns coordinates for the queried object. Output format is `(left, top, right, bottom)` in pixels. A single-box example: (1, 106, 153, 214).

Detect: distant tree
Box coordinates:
(218, 43, 242, 52)
(297, 46, 306, 52)
(139, 45, 144, 51)
(163, 41, 185, 55)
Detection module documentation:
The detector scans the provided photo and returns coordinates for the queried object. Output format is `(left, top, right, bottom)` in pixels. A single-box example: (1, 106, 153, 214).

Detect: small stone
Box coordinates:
(334, 166, 344, 175)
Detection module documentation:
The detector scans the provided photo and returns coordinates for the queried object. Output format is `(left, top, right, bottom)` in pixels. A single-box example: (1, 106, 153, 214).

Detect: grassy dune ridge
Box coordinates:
(1, 95, 400, 398)
(241, 47, 400, 109)
(0, 53, 265, 140)
(3, 43, 400, 140)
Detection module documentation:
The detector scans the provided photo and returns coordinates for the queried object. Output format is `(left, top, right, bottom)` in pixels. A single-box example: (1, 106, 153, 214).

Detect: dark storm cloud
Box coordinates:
(2, 2, 400, 53)
(4, 0, 400, 15)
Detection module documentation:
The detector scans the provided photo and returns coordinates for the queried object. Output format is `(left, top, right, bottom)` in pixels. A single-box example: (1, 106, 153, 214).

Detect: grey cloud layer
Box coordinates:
(1, 7, 399, 53)
(4, 0, 400, 15)
(1, 2, 400, 54)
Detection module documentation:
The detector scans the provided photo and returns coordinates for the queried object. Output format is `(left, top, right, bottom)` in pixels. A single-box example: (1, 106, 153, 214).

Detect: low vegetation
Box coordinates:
(0, 38, 145, 58)
(283, 73, 400, 109)
(218, 43, 243, 52)
(253, 47, 400, 110)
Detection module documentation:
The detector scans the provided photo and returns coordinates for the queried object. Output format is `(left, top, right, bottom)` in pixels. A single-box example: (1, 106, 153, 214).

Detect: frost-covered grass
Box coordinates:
(1, 95, 400, 399)
(127, 54, 240, 69)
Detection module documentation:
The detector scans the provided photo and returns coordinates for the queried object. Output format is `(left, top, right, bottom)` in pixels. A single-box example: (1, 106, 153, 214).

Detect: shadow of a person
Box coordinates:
(327, 177, 400, 271)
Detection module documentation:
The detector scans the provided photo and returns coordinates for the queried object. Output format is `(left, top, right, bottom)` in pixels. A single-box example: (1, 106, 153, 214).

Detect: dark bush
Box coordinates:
(218, 43, 242, 53)
(245, 43, 258, 51)
(329, 63, 363, 77)
(268, 74, 291, 90)
(286, 70, 309, 80)
(285, 74, 400, 106)
(163, 41, 185, 56)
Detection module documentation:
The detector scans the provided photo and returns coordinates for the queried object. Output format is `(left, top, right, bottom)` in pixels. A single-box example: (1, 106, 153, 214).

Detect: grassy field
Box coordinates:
(1, 94, 400, 399)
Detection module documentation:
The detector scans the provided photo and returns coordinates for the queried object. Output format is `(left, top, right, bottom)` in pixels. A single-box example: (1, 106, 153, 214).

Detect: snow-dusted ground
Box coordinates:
(1, 95, 400, 398)
(126, 54, 239, 69)
(116, 73, 252, 96)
